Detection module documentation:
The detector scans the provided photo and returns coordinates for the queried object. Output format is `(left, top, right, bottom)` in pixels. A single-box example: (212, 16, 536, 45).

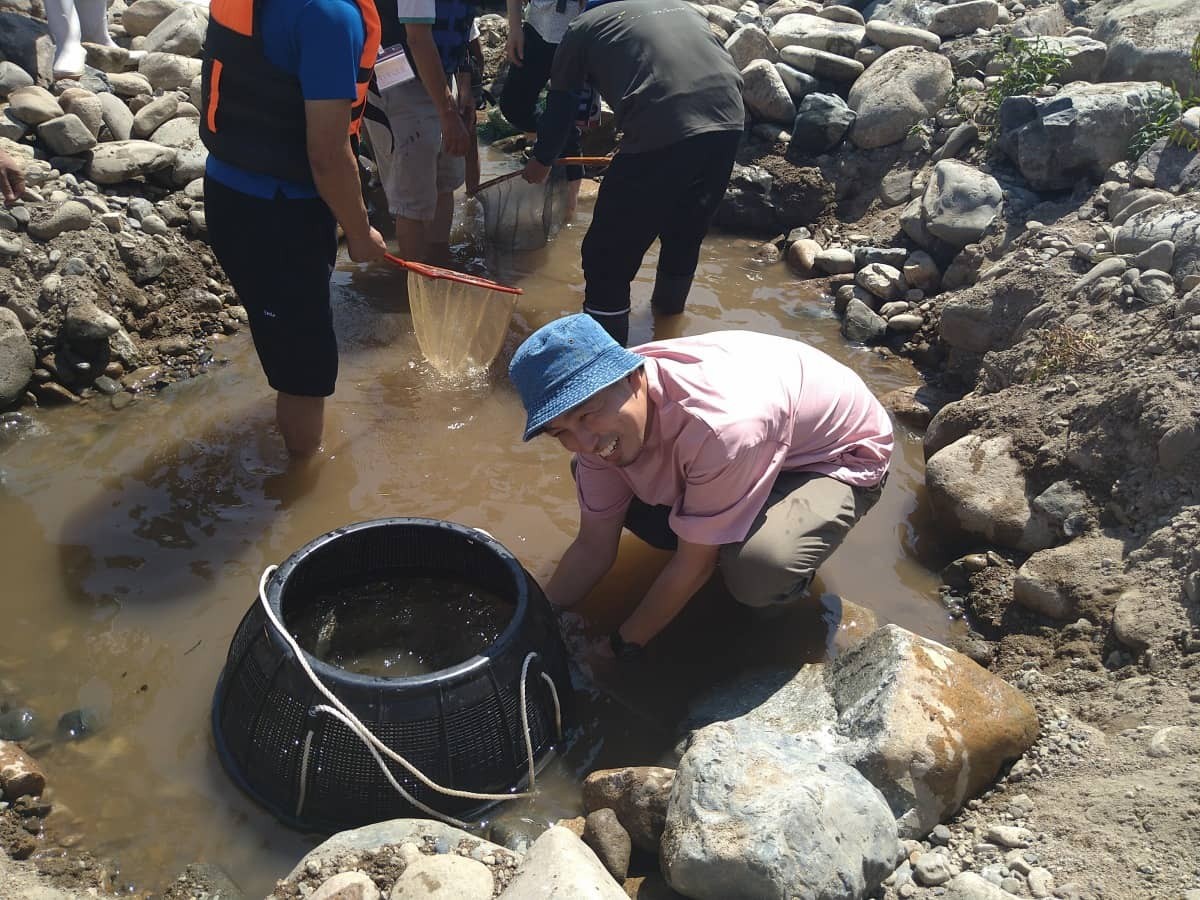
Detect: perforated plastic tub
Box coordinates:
(211, 518, 572, 832)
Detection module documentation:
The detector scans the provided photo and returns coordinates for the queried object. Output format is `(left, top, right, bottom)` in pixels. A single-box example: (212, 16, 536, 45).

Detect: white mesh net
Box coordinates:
(475, 167, 572, 254)
(407, 271, 518, 375)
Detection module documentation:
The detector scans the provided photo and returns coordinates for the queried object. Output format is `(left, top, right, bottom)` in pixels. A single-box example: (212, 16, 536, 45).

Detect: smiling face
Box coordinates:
(542, 370, 650, 466)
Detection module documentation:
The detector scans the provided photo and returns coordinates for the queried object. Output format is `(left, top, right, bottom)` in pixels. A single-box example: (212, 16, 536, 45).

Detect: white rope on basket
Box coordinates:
(256, 565, 563, 828)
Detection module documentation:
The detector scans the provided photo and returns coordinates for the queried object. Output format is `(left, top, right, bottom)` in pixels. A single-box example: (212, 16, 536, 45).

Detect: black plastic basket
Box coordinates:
(211, 518, 573, 833)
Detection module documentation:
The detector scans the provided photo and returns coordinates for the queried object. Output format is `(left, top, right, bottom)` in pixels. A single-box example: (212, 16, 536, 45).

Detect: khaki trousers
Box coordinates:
(623, 471, 884, 608)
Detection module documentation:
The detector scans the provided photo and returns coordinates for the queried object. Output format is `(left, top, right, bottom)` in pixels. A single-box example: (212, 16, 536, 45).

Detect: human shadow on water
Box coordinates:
(552, 534, 874, 774)
(53, 389, 354, 615)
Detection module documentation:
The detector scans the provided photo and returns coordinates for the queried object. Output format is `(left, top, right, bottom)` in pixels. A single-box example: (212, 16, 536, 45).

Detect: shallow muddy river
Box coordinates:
(0, 173, 955, 895)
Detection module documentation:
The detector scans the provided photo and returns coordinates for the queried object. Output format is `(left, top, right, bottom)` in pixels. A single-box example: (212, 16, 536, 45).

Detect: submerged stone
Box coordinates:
(56, 707, 102, 741)
(0, 708, 38, 741)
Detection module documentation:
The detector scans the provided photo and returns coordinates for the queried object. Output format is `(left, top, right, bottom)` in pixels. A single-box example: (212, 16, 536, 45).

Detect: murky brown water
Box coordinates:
(0, 163, 954, 895)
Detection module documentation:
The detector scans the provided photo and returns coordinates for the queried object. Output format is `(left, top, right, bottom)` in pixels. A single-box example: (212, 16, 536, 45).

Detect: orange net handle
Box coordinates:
(470, 155, 614, 195)
(384, 254, 524, 296)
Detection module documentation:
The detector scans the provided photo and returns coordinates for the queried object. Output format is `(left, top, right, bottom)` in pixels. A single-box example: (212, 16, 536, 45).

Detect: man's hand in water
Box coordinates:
(522, 158, 550, 184)
(0, 150, 25, 206)
(555, 609, 591, 657)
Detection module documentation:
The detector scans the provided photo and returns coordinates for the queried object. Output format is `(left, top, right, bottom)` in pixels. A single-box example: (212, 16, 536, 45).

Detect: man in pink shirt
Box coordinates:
(508, 314, 894, 657)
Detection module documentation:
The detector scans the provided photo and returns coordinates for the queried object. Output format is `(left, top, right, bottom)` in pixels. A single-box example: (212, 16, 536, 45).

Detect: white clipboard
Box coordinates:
(376, 44, 417, 90)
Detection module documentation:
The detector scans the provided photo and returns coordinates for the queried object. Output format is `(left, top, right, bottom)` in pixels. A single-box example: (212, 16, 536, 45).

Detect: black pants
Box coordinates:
(498, 22, 581, 173)
(205, 177, 339, 397)
(581, 129, 740, 346)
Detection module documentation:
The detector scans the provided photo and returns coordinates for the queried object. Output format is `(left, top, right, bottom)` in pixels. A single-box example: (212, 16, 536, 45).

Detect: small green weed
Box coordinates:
(980, 37, 1070, 129)
(1027, 326, 1101, 383)
(1128, 86, 1184, 160)
(1129, 32, 1200, 158)
(478, 106, 519, 142)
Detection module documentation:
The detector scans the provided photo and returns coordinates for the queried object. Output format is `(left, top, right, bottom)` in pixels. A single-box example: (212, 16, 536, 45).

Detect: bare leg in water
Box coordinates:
(276, 392, 324, 457)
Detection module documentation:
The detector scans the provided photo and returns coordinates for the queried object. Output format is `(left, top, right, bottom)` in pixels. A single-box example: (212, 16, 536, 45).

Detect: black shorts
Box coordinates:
(205, 176, 339, 397)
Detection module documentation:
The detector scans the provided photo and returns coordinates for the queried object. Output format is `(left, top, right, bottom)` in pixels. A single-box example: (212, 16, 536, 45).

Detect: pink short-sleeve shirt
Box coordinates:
(575, 331, 894, 546)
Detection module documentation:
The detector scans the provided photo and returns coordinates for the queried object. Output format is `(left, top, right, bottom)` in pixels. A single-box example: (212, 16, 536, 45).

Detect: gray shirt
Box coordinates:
(549, 0, 744, 154)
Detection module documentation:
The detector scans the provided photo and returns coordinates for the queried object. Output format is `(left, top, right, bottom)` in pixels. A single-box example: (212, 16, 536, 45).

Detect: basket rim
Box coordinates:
(265, 517, 531, 689)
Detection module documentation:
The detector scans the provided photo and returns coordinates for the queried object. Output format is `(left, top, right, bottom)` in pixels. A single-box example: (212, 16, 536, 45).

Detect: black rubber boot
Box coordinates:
(650, 274, 693, 316)
(585, 308, 629, 347)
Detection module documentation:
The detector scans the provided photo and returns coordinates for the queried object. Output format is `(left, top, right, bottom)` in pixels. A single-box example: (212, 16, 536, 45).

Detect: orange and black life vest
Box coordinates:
(200, 0, 381, 184)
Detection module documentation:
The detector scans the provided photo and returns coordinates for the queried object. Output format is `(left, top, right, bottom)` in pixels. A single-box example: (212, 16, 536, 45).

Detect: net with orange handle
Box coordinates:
(385, 253, 522, 375)
(471, 156, 613, 254)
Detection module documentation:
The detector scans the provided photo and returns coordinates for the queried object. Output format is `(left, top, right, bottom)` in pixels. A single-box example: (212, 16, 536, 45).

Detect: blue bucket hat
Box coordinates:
(509, 314, 645, 441)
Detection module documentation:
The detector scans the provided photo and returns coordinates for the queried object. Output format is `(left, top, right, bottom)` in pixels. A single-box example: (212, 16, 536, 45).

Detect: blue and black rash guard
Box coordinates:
(532, 0, 743, 164)
(378, 0, 476, 81)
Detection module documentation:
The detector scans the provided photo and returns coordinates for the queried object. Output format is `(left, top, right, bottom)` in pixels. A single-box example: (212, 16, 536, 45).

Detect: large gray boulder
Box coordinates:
(937, 265, 1075, 352)
(142, 4, 208, 57)
(765, 0, 823, 20)
(286, 819, 515, 881)
(97, 91, 134, 141)
(816, 628, 1041, 840)
(1114, 193, 1200, 284)
(779, 44, 864, 82)
(57, 88, 104, 138)
(0, 307, 35, 406)
(150, 115, 201, 148)
(790, 92, 855, 153)
(715, 164, 778, 231)
(37, 113, 97, 155)
(7, 85, 62, 125)
(1035, 35, 1109, 83)
(728, 627, 1038, 838)
(662, 718, 902, 900)
(770, 12, 865, 57)
(726, 24, 778, 70)
(0, 61, 34, 99)
(861, 0, 942, 28)
(776, 62, 818, 100)
(926, 434, 1057, 552)
(1010, 4, 1070, 38)
(0, 12, 53, 87)
(927, 0, 1000, 38)
(582, 766, 674, 854)
(741, 59, 796, 124)
(131, 92, 179, 139)
(86, 140, 176, 184)
(848, 45, 952, 148)
(864, 19, 940, 51)
(122, 0, 184, 37)
(139, 51, 202, 91)
(997, 81, 1175, 190)
(500, 827, 626, 899)
(921, 160, 1002, 248)
(1013, 533, 1129, 620)
(1091, 0, 1200, 97)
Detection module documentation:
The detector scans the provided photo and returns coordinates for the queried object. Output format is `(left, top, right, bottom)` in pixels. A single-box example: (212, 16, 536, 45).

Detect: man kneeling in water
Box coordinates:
(508, 315, 894, 657)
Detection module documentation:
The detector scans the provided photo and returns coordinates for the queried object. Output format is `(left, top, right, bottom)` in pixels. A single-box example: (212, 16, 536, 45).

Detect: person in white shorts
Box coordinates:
(363, 0, 476, 268)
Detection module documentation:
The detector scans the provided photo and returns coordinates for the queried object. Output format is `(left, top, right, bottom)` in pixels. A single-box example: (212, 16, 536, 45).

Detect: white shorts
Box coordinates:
(362, 78, 466, 221)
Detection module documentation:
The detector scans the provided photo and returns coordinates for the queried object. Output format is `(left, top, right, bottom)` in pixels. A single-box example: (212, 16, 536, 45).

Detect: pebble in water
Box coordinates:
(0, 707, 38, 741)
(56, 707, 102, 741)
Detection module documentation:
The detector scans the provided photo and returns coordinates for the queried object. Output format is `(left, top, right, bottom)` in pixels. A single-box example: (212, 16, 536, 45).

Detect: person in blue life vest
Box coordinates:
(361, 0, 477, 271)
(199, 0, 388, 457)
(521, 0, 744, 347)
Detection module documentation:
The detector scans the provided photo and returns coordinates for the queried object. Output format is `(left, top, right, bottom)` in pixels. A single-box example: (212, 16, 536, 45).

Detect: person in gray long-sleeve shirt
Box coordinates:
(521, 0, 744, 346)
